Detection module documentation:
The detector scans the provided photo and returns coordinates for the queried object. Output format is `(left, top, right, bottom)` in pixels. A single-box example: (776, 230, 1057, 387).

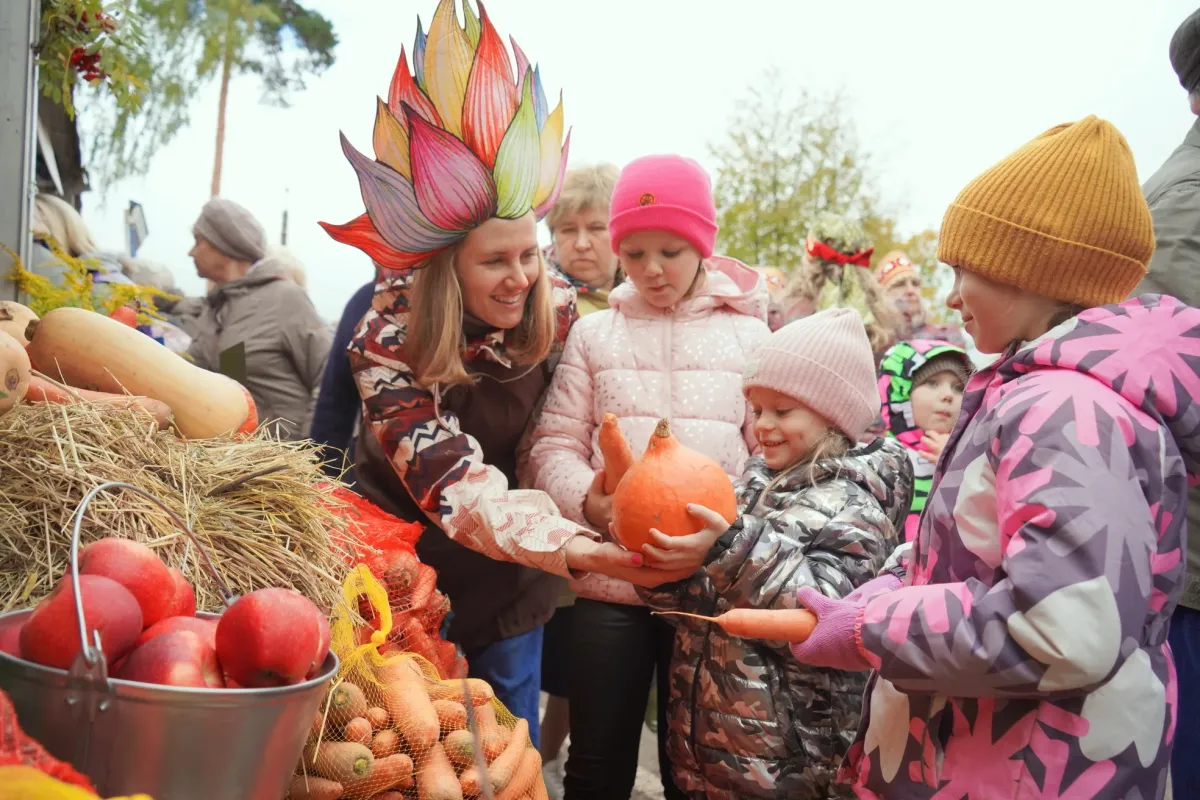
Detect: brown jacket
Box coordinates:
(187, 259, 332, 440)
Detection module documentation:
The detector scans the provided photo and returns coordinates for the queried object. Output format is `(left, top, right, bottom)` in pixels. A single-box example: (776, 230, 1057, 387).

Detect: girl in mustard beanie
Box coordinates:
(791, 116, 1200, 799)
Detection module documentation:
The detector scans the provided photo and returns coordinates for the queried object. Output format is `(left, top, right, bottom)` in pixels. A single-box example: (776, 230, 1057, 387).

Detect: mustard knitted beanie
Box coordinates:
(937, 116, 1154, 306)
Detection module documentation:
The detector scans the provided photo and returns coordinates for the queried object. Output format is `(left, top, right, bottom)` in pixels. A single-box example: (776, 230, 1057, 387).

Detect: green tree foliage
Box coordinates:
(711, 70, 954, 323)
(80, 0, 337, 188)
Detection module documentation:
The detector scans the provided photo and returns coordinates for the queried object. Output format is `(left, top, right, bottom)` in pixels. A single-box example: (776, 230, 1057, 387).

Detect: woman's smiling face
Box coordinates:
(455, 213, 541, 329)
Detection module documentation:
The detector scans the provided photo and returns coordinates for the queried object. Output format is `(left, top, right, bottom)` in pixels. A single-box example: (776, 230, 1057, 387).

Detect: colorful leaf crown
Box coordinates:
(320, 0, 571, 273)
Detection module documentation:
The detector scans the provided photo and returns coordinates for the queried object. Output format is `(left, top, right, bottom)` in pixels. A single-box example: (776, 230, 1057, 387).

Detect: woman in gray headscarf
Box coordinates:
(182, 197, 332, 441)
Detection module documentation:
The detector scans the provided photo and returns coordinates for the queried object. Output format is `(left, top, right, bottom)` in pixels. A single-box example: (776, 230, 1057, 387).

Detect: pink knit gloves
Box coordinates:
(789, 574, 902, 671)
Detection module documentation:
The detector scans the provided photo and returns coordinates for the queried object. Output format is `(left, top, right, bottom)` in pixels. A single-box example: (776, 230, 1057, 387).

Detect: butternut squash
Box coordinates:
(25, 307, 250, 438)
(0, 302, 37, 346)
(0, 331, 30, 416)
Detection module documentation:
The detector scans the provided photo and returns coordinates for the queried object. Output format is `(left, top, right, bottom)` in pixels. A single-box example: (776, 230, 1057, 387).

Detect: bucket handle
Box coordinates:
(68, 481, 237, 673)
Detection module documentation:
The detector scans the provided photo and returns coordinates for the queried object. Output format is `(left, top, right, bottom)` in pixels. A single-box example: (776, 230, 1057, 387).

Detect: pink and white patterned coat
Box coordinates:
(841, 295, 1200, 799)
(529, 256, 771, 605)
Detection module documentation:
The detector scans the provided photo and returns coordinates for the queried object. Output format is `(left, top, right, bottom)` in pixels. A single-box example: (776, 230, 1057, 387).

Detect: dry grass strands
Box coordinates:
(0, 401, 354, 614)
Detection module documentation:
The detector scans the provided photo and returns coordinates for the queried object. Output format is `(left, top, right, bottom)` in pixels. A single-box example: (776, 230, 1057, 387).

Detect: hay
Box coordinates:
(0, 400, 355, 615)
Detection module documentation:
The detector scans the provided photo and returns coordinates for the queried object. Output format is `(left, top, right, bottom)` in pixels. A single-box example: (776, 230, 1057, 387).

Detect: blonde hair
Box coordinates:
(544, 164, 620, 231)
(32, 194, 98, 257)
(406, 247, 556, 388)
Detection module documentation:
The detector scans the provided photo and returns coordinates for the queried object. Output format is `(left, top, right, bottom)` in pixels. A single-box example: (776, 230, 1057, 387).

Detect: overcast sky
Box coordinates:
(79, 0, 1199, 321)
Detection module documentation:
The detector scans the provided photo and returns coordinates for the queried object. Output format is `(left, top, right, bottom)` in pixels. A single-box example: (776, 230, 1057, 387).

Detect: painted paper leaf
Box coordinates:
(373, 98, 411, 180)
(510, 36, 531, 84)
(532, 93, 564, 207)
(320, 214, 432, 272)
(407, 107, 497, 231)
(389, 47, 441, 126)
(532, 65, 549, 131)
(462, 0, 481, 49)
(414, 19, 428, 92)
(493, 70, 540, 219)
(534, 128, 572, 219)
(462, 1, 517, 169)
(340, 132, 461, 254)
(424, 0, 473, 138)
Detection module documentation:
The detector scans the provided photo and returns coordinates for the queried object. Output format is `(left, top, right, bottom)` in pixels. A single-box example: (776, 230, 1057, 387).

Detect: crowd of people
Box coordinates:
(27, 4, 1200, 799)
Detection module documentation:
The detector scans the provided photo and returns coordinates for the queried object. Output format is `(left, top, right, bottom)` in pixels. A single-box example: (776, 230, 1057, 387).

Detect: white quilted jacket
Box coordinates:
(529, 256, 771, 604)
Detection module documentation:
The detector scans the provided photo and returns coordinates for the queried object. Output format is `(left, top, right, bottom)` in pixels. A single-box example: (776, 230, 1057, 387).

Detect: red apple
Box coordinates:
(216, 588, 329, 687)
(0, 622, 21, 659)
(167, 568, 196, 617)
(117, 630, 224, 688)
(305, 613, 332, 680)
(135, 616, 217, 652)
(79, 538, 175, 628)
(21, 574, 142, 669)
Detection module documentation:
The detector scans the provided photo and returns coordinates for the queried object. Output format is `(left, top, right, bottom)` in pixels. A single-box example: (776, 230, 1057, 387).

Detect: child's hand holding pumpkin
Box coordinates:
(583, 470, 614, 532)
(637, 503, 731, 572)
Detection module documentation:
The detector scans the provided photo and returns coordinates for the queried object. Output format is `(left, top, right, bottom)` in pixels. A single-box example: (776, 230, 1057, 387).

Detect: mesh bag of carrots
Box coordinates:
(322, 487, 465, 680)
(291, 566, 547, 800)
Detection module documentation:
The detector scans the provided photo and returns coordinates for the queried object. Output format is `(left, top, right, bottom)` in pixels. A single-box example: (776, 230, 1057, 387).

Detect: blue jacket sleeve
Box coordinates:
(311, 281, 376, 478)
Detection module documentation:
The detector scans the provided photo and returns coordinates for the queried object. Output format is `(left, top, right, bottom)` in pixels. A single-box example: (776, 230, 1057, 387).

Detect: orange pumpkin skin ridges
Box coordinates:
(611, 419, 737, 553)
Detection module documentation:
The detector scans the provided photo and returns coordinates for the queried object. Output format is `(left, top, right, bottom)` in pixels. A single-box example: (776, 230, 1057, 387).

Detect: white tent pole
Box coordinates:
(0, 0, 40, 302)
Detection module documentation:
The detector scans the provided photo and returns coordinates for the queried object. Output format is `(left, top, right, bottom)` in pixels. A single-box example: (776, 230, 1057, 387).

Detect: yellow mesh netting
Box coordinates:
(292, 566, 547, 799)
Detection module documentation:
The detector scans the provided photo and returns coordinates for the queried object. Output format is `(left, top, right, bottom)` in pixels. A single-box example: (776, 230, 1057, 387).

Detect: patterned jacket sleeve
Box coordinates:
(707, 480, 895, 611)
(528, 319, 599, 527)
(349, 291, 593, 579)
(857, 372, 1163, 698)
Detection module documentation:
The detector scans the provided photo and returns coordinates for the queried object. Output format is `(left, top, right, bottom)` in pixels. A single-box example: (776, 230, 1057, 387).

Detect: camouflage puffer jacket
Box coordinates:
(642, 438, 912, 799)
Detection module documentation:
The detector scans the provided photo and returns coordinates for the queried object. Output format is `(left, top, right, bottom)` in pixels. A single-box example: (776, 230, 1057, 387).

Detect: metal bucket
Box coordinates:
(0, 481, 338, 799)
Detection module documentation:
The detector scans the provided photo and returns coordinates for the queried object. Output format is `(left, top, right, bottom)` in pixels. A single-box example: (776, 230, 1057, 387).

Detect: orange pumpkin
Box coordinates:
(611, 419, 738, 553)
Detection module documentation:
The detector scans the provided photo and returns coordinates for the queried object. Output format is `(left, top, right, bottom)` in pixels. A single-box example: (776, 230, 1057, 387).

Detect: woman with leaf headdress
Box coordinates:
(322, 0, 686, 738)
(780, 213, 901, 355)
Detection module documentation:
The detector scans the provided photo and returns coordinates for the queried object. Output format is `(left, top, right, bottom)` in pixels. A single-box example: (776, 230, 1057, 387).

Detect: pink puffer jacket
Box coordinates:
(529, 256, 771, 605)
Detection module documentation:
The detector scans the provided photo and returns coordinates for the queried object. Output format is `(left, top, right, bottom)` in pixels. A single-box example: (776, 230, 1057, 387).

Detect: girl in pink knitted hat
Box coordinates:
(528, 153, 770, 798)
(637, 308, 914, 798)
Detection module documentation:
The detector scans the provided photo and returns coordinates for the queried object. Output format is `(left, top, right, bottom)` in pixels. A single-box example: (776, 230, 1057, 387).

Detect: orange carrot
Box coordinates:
(345, 717, 372, 744)
(653, 608, 817, 642)
(367, 706, 390, 730)
(487, 718, 528, 790)
(26, 374, 173, 428)
(474, 703, 506, 761)
(459, 764, 484, 796)
(409, 565, 438, 611)
(443, 729, 476, 768)
(371, 728, 400, 758)
(599, 413, 633, 493)
(287, 775, 342, 800)
(418, 741, 464, 800)
(342, 753, 414, 798)
(433, 699, 467, 731)
(384, 661, 440, 753)
(495, 748, 542, 800)
(427, 678, 495, 707)
(530, 770, 550, 800)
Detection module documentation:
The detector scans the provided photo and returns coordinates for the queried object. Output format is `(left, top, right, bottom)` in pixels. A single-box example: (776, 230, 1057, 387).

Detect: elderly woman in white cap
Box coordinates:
(185, 197, 332, 441)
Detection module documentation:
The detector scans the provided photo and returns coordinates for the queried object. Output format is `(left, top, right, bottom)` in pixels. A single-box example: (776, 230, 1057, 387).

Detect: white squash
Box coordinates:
(0, 330, 30, 416)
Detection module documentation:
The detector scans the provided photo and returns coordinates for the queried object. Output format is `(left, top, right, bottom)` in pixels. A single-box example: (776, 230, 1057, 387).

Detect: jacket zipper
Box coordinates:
(663, 306, 674, 426)
(689, 593, 718, 763)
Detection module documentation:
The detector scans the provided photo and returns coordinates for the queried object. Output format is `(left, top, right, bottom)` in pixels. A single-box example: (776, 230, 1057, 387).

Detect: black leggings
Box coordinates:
(564, 598, 687, 800)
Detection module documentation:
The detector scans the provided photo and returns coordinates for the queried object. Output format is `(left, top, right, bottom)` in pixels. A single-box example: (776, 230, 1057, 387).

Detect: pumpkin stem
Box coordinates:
(24, 319, 37, 342)
(654, 419, 671, 438)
